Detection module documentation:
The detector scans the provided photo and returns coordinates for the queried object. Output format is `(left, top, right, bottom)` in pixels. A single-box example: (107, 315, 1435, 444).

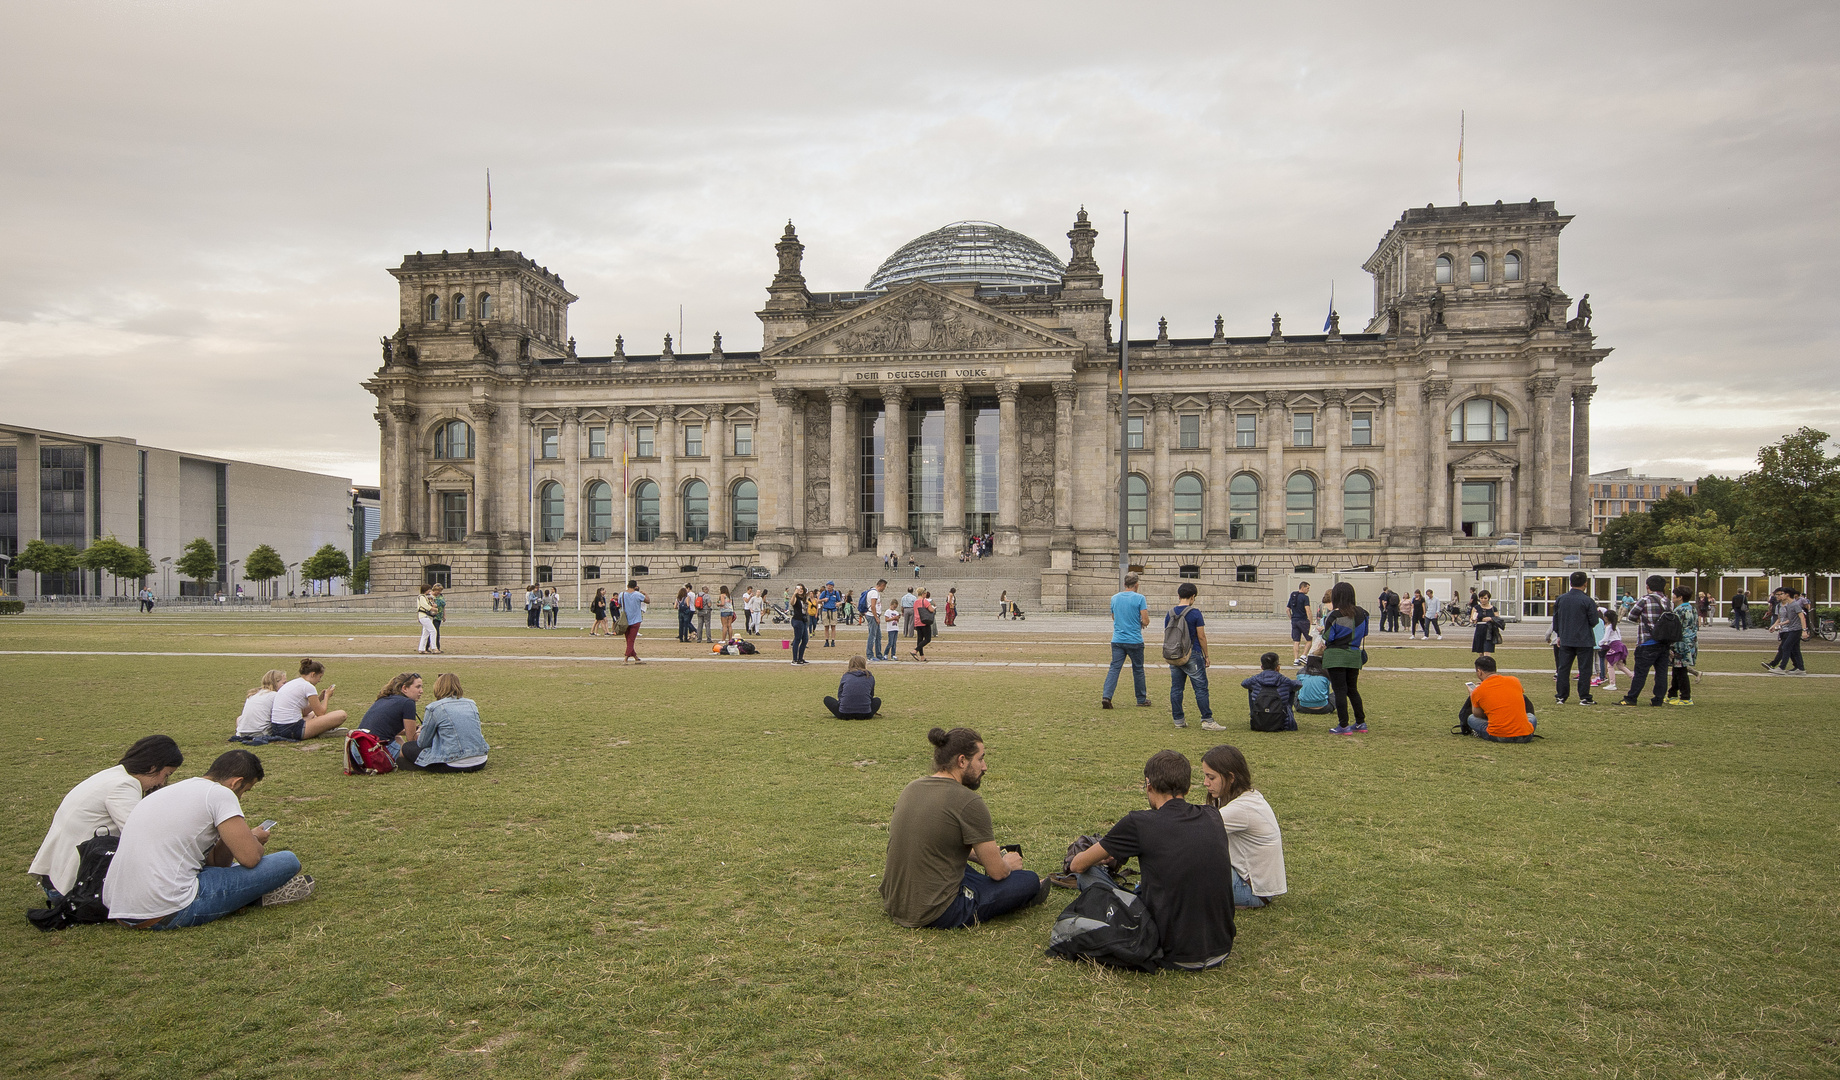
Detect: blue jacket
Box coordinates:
(418, 697, 490, 765)
(836, 668, 876, 715)
(1240, 669, 1302, 730)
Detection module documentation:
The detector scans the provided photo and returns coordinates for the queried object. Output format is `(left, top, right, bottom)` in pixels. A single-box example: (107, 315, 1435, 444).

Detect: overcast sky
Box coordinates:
(3, 1, 1835, 487)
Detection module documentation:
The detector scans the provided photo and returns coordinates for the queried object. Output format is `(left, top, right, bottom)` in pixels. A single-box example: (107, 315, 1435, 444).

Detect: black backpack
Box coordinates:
(1652, 610, 1684, 645)
(1046, 880, 1163, 972)
(26, 831, 118, 932)
(1251, 684, 1289, 732)
(736, 639, 757, 655)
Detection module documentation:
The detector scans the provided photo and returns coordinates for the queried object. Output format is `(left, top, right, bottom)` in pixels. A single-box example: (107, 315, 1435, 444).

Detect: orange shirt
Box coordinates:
(1468, 674, 1533, 738)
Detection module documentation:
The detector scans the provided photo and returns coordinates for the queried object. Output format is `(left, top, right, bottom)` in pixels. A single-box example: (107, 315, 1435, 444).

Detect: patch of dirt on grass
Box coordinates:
(599, 831, 639, 842)
(1408, 962, 1459, 979)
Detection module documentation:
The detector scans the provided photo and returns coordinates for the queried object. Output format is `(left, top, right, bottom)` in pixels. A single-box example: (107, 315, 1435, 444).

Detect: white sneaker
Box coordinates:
(1200, 721, 1227, 731)
(260, 873, 316, 907)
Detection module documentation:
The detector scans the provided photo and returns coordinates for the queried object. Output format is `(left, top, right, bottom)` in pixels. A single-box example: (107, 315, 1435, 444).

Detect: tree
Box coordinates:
(244, 544, 287, 600)
(175, 537, 220, 590)
(300, 544, 352, 594)
(115, 544, 155, 585)
(13, 539, 80, 593)
(1649, 510, 1741, 593)
(75, 536, 152, 596)
(1736, 427, 1840, 588)
(1691, 474, 1744, 528)
(1647, 489, 1701, 532)
(1597, 510, 1657, 568)
(348, 554, 371, 595)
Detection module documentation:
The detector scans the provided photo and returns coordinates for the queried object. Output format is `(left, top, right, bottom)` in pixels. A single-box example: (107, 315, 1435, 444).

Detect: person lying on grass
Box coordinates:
(103, 749, 315, 929)
(268, 658, 348, 741)
(401, 673, 489, 772)
(28, 735, 183, 905)
(881, 727, 1047, 929)
(1458, 655, 1538, 743)
(1201, 744, 1287, 910)
(824, 655, 881, 719)
(1067, 750, 1236, 970)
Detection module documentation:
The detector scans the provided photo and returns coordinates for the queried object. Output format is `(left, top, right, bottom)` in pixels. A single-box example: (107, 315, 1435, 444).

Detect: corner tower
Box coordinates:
(387, 249, 578, 365)
(1362, 200, 1574, 336)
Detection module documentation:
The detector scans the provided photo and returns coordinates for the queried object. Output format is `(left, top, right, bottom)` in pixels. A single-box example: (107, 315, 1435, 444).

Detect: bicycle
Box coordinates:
(1448, 608, 1473, 629)
(1818, 615, 1838, 643)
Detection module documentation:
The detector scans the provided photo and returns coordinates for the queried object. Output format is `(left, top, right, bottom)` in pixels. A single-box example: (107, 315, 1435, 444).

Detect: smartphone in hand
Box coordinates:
(257, 820, 278, 832)
(1000, 843, 1022, 856)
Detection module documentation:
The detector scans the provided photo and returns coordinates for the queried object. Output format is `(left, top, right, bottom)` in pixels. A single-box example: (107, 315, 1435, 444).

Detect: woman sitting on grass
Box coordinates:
(1202, 744, 1288, 910)
(355, 672, 423, 766)
(1294, 656, 1335, 715)
(404, 673, 489, 773)
(824, 655, 882, 718)
(268, 658, 349, 741)
(232, 669, 287, 743)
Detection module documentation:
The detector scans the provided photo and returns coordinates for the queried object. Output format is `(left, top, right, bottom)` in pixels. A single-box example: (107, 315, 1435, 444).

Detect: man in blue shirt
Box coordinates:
(1102, 573, 1151, 710)
(818, 581, 842, 648)
(1286, 582, 1313, 666)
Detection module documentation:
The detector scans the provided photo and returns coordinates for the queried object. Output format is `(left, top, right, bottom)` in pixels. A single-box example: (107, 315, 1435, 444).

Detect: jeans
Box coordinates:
(1326, 666, 1364, 726)
(151, 851, 303, 929)
(868, 621, 884, 659)
(1169, 655, 1211, 725)
(885, 629, 899, 658)
(1667, 665, 1692, 700)
(1464, 713, 1538, 742)
(527, 605, 540, 628)
(928, 865, 1044, 929)
(1554, 645, 1594, 702)
(1233, 869, 1266, 909)
(1103, 643, 1147, 703)
(1768, 631, 1805, 671)
(1733, 607, 1749, 630)
(1623, 642, 1668, 704)
(824, 695, 881, 718)
(791, 618, 810, 662)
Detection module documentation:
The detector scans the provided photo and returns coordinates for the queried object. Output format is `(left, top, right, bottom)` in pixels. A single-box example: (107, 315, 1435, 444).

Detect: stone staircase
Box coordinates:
(777, 550, 1051, 615)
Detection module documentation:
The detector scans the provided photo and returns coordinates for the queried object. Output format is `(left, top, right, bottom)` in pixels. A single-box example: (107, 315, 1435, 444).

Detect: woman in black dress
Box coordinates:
(1470, 590, 1502, 655)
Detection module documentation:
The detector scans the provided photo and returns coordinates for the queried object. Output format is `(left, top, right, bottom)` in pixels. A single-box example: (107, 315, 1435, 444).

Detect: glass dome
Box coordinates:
(865, 221, 1066, 291)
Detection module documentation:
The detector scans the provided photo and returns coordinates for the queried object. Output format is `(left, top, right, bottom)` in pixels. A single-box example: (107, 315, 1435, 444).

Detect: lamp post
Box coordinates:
(159, 556, 172, 599)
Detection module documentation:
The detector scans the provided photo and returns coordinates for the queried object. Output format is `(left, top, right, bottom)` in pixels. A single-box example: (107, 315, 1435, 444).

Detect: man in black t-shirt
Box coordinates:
(1068, 750, 1235, 969)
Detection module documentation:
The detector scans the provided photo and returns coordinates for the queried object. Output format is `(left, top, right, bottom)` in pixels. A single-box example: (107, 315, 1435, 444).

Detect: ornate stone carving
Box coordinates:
(1208, 391, 1232, 409)
(658, 403, 677, 421)
(1381, 387, 1398, 406)
(1019, 392, 1056, 528)
(380, 337, 394, 362)
(772, 221, 806, 287)
(941, 383, 967, 406)
(613, 335, 626, 358)
(608, 405, 628, 423)
(804, 405, 832, 531)
(1421, 380, 1452, 403)
(1572, 383, 1597, 405)
(1525, 376, 1560, 399)
(996, 380, 1021, 403)
(772, 387, 804, 410)
(1051, 381, 1076, 406)
(881, 384, 909, 410)
(835, 294, 1018, 354)
(472, 323, 500, 362)
(1263, 390, 1288, 410)
(825, 386, 853, 405)
(661, 334, 674, 359)
(1156, 317, 1170, 345)
(1270, 313, 1283, 340)
(518, 406, 538, 423)
(468, 401, 498, 424)
(374, 408, 389, 430)
(389, 403, 417, 424)
(559, 406, 580, 424)
(1323, 389, 1348, 408)
(710, 332, 723, 361)
(1151, 393, 1174, 413)
(1212, 315, 1225, 342)
(1428, 290, 1446, 328)
(1064, 208, 1100, 276)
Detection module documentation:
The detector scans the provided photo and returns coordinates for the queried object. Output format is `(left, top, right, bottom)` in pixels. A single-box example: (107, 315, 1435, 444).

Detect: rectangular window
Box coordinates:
(1293, 413, 1314, 447)
(536, 565, 553, 584)
(733, 423, 753, 456)
(1235, 413, 1256, 448)
(540, 427, 559, 459)
(1350, 411, 1373, 446)
(636, 426, 655, 457)
(684, 424, 703, 457)
(1126, 416, 1144, 450)
(588, 426, 607, 458)
(1460, 481, 1498, 538)
(440, 491, 468, 542)
(1178, 414, 1200, 449)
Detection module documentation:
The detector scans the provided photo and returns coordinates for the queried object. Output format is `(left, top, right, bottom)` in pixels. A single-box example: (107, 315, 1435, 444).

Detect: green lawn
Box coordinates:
(1, 613, 1835, 1079)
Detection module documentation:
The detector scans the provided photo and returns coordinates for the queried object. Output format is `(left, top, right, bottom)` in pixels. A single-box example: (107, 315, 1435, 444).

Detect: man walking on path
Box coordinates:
(1763, 586, 1811, 674)
(1286, 582, 1313, 664)
(1101, 572, 1151, 710)
(1550, 570, 1601, 705)
(1166, 582, 1213, 730)
(865, 579, 887, 661)
(618, 580, 648, 665)
(1424, 590, 1445, 639)
(1616, 575, 1673, 705)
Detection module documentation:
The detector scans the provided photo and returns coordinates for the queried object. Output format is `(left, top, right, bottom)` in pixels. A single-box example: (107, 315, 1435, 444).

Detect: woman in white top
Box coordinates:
(268, 658, 349, 741)
(233, 669, 288, 741)
(1202, 744, 1288, 909)
(416, 584, 439, 654)
(28, 735, 184, 903)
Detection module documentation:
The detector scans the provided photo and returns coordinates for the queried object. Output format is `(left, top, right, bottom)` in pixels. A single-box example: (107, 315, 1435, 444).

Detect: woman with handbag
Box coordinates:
(1320, 582, 1370, 735)
(1470, 590, 1502, 656)
(911, 588, 936, 661)
(790, 584, 813, 665)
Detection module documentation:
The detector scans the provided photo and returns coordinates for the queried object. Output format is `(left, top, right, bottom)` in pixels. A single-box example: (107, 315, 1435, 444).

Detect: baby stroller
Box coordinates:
(1008, 601, 1027, 621)
(768, 601, 792, 624)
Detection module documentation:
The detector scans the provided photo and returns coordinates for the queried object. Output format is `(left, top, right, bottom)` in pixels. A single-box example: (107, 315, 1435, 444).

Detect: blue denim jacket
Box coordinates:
(418, 697, 490, 765)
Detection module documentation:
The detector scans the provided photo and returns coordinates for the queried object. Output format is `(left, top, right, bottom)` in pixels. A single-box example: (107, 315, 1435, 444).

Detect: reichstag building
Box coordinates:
(364, 200, 1606, 609)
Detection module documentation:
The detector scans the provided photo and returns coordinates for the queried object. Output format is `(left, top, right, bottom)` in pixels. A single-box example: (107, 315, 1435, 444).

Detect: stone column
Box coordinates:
(391, 405, 418, 540)
(1380, 388, 1398, 539)
(707, 406, 728, 546)
(1207, 392, 1230, 545)
(880, 385, 910, 556)
(1051, 381, 1076, 543)
(940, 383, 967, 558)
(1150, 393, 1173, 544)
(996, 380, 1022, 555)
(15, 432, 40, 596)
(375, 409, 399, 538)
(468, 402, 497, 540)
(608, 406, 629, 541)
(559, 407, 580, 541)
(657, 404, 679, 544)
(1570, 384, 1595, 532)
(1263, 390, 1287, 540)
(1526, 376, 1558, 529)
(1321, 389, 1345, 539)
(1424, 382, 1452, 537)
(771, 388, 803, 543)
(827, 387, 852, 541)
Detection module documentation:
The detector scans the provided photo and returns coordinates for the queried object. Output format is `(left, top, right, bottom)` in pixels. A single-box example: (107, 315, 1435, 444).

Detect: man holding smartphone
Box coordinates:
(104, 749, 315, 928)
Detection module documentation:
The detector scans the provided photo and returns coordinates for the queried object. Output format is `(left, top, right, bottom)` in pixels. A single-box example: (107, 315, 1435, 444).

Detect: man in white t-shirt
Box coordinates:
(864, 579, 887, 661)
(103, 749, 314, 928)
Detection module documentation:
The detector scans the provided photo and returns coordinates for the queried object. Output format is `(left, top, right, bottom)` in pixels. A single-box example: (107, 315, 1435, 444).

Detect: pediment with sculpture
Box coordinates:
(768, 282, 1078, 361)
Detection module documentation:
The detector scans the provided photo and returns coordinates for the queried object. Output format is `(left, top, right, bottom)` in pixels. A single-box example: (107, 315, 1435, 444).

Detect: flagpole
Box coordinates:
(1457, 112, 1464, 203)
(1117, 210, 1130, 589)
(486, 169, 493, 250)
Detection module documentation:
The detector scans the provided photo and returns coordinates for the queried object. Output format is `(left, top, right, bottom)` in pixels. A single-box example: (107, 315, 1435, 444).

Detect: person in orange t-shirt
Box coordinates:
(1459, 656, 1538, 742)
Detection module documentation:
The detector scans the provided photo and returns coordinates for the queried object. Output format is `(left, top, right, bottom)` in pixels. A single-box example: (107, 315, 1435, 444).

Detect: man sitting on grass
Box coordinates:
(1239, 652, 1302, 731)
(1067, 750, 1236, 969)
(1459, 655, 1538, 743)
(881, 727, 1047, 929)
(103, 749, 314, 929)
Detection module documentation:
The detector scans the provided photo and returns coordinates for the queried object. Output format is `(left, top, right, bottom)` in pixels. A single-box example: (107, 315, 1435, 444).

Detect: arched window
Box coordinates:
(538, 481, 564, 542)
(426, 294, 441, 321)
(1125, 474, 1148, 542)
(1229, 474, 1260, 540)
(682, 479, 709, 542)
(432, 419, 474, 460)
(633, 481, 659, 541)
(1504, 252, 1521, 282)
(731, 479, 758, 542)
(1435, 255, 1453, 284)
(479, 292, 493, 319)
(1343, 472, 1375, 540)
(453, 293, 468, 319)
(1449, 399, 1511, 442)
(1286, 473, 1317, 541)
(1469, 253, 1487, 283)
(1172, 474, 1204, 541)
(585, 481, 612, 542)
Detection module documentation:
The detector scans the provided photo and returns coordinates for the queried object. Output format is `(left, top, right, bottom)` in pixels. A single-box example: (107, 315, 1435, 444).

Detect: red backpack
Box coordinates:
(344, 730, 396, 775)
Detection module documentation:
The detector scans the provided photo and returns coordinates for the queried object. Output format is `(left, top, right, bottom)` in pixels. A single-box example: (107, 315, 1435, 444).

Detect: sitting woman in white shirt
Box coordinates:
(27, 735, 184, 904)
(1202, 744, 1288, 909)
(231, 669, 288, 743)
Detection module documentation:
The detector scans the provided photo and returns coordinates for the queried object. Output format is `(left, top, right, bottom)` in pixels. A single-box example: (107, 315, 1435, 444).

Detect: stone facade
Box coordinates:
(365, 202, 1607, 608)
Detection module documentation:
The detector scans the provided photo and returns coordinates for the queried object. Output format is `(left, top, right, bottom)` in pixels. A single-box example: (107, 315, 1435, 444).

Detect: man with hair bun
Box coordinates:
(880, 727, 1047, 929)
